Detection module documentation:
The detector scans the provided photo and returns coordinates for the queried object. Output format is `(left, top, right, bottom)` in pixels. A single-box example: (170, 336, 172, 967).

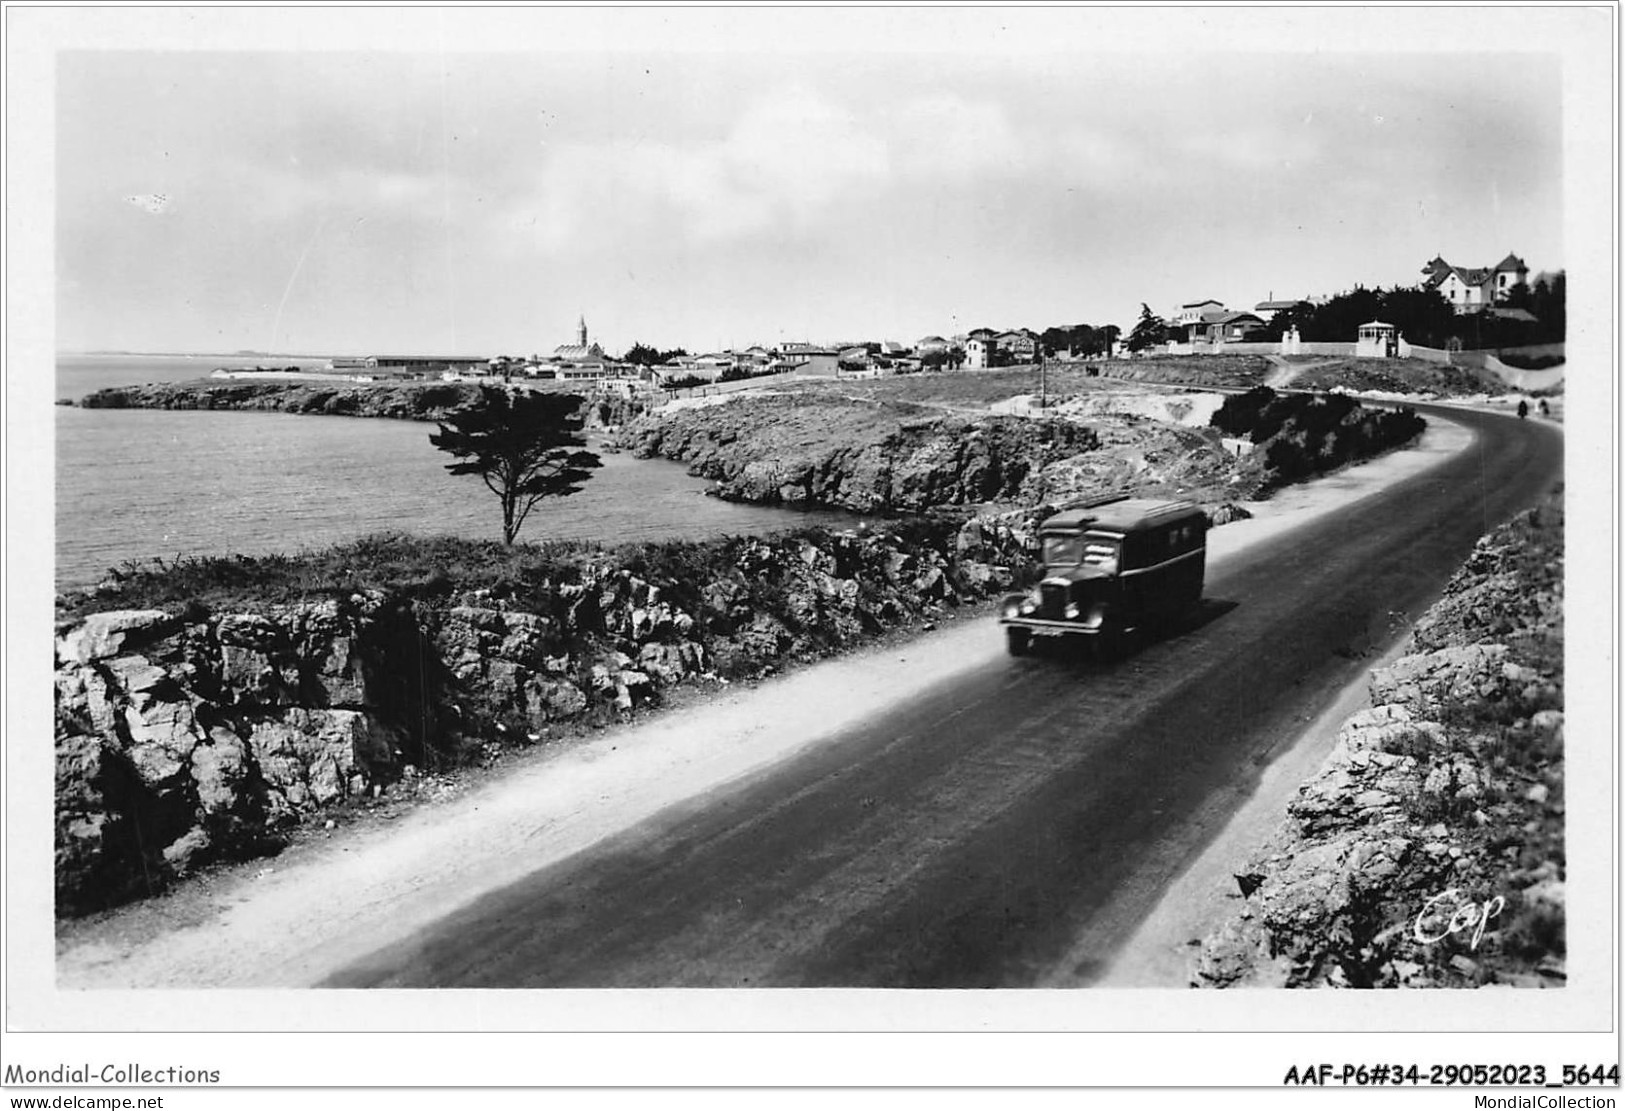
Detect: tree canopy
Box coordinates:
(1124, 304, 1172, 353)
(622, 342, 689, 366)
(1039, 323, 1117, 358)
(429, 387, 602, 545)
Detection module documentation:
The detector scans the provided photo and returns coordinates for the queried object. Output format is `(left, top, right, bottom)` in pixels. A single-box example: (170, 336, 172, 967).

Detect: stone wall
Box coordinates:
(54, 519, 1039, 915)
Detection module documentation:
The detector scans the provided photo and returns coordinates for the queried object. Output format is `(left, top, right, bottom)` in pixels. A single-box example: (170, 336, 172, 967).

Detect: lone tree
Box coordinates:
(429, 387, 602, 545)
(1124, 303, 1171, 353)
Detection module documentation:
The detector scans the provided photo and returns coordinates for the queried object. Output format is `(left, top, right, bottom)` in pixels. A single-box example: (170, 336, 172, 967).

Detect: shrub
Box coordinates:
(1210, 388, 1424, 493)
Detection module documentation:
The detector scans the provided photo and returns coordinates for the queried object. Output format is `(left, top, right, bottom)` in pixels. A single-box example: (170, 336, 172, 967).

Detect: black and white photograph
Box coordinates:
(3, 3, 1618, 1100)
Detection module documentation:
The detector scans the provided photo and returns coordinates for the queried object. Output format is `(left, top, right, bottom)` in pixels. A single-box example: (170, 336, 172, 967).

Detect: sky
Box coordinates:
(45, 8, 1585, 358)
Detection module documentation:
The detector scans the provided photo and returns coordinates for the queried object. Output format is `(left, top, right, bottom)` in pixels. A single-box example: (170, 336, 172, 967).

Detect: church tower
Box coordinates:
(577, 315, 588, 348)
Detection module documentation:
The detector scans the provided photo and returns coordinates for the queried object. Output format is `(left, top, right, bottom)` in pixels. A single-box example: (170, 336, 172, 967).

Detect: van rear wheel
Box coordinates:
(1006, 629, 1032, 657)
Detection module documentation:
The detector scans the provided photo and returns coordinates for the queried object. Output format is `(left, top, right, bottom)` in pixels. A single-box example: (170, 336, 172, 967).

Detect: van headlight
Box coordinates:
(1019, 598, 1036, 615)
(1064, 602, 1081, 619)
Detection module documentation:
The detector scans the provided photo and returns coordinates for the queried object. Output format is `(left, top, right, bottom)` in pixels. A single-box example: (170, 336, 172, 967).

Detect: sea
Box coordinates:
(50, 354, 856, 589)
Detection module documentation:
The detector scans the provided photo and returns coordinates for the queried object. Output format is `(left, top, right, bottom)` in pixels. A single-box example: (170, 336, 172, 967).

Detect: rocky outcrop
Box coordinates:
(73, 380, 487, 421)
(1196, 496, 1564, 988)
(1020, 421, 1241, 508)
(54, 520, 1037, 915)
(53, 598, 430, 912)
(621, 393, 1101, 511)
(1095, 356, 1273, 389)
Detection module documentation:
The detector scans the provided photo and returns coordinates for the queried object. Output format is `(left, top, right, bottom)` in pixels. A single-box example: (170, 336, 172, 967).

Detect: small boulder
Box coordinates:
(56, 610, 177, 664)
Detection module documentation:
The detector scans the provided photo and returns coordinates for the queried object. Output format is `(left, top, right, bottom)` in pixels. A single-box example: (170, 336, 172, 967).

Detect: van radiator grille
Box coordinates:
(1039, 581, 1068, 618)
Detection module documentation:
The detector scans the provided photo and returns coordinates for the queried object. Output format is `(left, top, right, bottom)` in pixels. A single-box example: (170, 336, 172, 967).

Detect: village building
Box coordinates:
(538, 315, 626, 382)
(552, 316, 605, 361)
(1195, 310, 1266, 344)
(780, 348, 841, 376)
(346, 355, 489, 375)
(1173, 299, 1226, 330)
(964, 329, 999, 369)
(1420, 253, 1529, 314)
(997, 330, 1038, 363)
(1355, 320, 1405, 359)
(1170, 301, 1266, 346)
(1252, 298, 1310, 322)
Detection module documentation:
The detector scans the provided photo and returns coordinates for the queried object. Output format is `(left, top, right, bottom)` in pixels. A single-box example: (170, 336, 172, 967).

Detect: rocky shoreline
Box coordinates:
(1195, 491, 1565, 988)
(69, 379, 488, 421)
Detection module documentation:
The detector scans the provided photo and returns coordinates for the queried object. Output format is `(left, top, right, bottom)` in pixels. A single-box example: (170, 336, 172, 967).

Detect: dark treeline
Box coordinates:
(622, 342, 691, 366)
(1038, 323, 1120, 359)
(1262, 276, 1565, 350)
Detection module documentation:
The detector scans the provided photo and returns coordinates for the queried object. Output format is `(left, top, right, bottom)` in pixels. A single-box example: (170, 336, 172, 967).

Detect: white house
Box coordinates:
(1173, 299, 1226, 330)
(964, 330, 998, 369)
(1420, 254, 1529, 314)
(1253, 298, 1308, 322)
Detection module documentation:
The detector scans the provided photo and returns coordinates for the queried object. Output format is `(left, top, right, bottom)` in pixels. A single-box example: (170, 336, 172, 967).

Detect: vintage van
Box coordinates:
(998, 496, 1209, 658)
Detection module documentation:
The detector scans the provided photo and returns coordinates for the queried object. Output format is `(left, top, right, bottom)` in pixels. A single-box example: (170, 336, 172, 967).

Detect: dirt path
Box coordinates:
(1264, 355, 1346, 389)
(40, 417, 1475, 1009)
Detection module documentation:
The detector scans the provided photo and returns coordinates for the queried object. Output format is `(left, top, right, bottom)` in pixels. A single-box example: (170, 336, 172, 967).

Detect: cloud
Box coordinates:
(1177, 124, 1318, 171)
(890, 93, 1026, 179)
(1053, 127, 1155, 186)
(524, 84, 893, 250)
(123, 193, 172, 215)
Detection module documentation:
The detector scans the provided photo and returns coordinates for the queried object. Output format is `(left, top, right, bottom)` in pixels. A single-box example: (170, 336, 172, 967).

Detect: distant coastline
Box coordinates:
(67, 378, 487, 421)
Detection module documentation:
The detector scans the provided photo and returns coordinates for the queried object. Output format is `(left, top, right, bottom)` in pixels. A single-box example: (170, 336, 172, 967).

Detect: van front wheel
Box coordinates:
(1093, 624, 1123, 663)
(1006, 629, 1032, 657)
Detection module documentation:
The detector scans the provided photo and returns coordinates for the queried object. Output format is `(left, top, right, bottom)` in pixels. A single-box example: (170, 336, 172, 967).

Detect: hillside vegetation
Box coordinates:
(1197, 491, 1565, 988)
(1287, 357, 1507, 397)
(1211, 387, 1428, 493)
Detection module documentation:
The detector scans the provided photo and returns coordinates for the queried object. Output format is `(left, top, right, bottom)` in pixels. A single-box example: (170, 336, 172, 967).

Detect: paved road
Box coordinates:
(325, 407, 1564, 988)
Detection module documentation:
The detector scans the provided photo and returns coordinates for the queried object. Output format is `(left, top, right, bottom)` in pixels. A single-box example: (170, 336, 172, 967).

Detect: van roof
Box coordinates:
(1041, 498, 1207, 534)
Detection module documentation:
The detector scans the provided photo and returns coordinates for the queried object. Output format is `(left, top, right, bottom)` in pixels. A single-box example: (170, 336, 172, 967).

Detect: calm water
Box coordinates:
(55, 352, 334, 400)
(53, 356, 855, 588)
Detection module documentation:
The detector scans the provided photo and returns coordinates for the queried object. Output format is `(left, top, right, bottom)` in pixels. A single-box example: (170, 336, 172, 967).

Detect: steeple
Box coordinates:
(577, 315, 588, 347)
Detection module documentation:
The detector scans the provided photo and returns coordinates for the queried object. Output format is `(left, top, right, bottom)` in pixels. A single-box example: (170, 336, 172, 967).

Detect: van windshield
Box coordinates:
(1043, 535, 1084, 565)
(1043, 534, 1120, 573)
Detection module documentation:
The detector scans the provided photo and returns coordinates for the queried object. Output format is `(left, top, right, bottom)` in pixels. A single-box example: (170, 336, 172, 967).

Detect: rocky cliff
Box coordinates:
(620, 393, 1102, 511)
(72, 380, 488, 421)
(54, 520, 1036, 914)
(1195, 493, 1564, 988)
(622, 385, 1415, 518)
